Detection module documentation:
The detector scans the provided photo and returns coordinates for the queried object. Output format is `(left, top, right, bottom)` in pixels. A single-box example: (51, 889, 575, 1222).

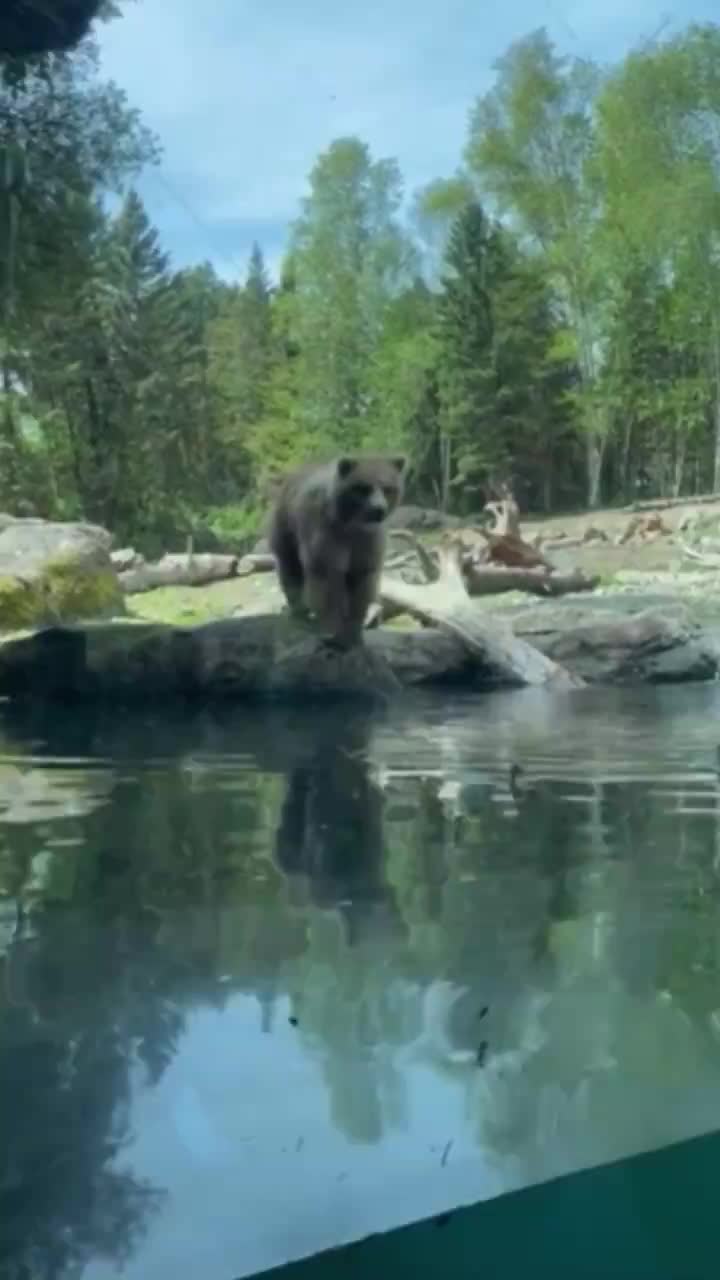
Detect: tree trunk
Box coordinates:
(542, 463, 553, 514)
(621, 416, 633, 502)
(586, 433, 604, 509)
(712, 320, 720, 493)
(672, 433, 686, 499)
(439, 433, 452, 512)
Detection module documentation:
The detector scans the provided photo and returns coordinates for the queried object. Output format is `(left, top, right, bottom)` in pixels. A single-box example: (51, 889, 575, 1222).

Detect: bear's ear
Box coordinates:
(337, 457, 357, 479)
(392, 455, 407, 474)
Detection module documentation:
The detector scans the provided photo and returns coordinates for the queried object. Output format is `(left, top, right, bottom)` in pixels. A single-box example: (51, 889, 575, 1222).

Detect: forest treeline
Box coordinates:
(3, 11, 720, 549)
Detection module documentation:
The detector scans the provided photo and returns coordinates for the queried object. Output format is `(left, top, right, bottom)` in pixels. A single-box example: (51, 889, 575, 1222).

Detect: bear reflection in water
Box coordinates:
(273, 706, 404, 946)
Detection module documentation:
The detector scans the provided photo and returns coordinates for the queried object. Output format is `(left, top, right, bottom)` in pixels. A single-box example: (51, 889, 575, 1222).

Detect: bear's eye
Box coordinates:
(382, 485, 397, 501)
(350, 482, 372, 499)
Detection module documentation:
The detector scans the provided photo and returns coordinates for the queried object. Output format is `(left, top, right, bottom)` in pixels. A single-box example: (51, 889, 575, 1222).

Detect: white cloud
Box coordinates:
(96, 0, 711, 278)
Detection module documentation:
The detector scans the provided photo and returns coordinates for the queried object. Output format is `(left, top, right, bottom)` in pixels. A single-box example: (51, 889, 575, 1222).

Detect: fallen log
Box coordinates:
(463, 563, 598, 598)
(625, 492, 720, 512)
(378, 540, 580, 689)
(385, 528, 440, 581)
(618, 512, 671, 544)
(539, 535, 586, 551)
(237, 551, 282, 576)
(119, 553, 239, 594)
(110, 547, 143, 573)
(377, 564, 597, 624)
(377, 529, 597, 606)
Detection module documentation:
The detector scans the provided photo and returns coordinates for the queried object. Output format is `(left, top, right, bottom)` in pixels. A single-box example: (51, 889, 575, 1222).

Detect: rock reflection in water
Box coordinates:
(1, 686, 720, 1277)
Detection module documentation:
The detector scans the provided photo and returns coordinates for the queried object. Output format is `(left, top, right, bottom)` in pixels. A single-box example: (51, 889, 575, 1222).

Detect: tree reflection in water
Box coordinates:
(2, 693, 720, 1273)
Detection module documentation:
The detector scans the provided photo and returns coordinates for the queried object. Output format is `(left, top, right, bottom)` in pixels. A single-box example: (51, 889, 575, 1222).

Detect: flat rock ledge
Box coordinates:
(0, 602, 715, 704)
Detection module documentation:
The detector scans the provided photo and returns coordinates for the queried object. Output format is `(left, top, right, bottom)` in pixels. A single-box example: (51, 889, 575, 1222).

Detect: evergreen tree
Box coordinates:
(243, 251, 303, 480)
(483, 233, 578, 512)
(34, 190, 216, 544)
(237, 242, 273, 425)
(435, 200, 576, 511)
(205, 243, 276, 495)
(435, 200, 497, 509)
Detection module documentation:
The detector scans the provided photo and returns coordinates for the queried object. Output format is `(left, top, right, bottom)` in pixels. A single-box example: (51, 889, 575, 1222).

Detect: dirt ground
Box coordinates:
(525, 496, 720, 537)
(524, 499, 720, 577)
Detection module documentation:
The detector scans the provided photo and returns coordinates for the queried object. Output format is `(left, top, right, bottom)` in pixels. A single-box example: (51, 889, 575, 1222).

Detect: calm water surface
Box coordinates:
(3, 684, 720, 1278)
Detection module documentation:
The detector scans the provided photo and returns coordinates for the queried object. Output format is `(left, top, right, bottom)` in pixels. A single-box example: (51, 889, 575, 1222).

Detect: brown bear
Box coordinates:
(269, 453, 407, 649)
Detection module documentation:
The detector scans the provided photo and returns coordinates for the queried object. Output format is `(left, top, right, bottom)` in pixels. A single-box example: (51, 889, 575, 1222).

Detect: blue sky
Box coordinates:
(97, 0, 718, 284)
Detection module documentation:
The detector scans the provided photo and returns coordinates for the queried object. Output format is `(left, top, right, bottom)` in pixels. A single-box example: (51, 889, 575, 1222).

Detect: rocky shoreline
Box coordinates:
(0, 511, 717, 702)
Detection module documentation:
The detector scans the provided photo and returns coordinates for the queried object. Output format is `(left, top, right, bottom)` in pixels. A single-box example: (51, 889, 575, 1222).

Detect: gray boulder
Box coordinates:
(0, 516, 124, 629)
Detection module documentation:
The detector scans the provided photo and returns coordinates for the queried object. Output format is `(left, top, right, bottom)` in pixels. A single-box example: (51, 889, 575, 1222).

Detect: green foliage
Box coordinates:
(207, 242, 274, 488)
(6, 15, 720, 537)
(593, 23, 720, 495)
(432, 200, 575, 510)
(284, 137, 416, 452)
(202, 501, 265, 550)
(465, 30, 605, 504)
(364, 279, 438, 468)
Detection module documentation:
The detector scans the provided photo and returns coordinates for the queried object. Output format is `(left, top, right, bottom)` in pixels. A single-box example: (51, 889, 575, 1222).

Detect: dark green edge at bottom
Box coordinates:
(263, 1127, 720, 1280)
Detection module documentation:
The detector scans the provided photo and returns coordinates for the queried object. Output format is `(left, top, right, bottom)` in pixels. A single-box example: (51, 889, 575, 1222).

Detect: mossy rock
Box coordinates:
(0, 519, 124, 631)
(0, 560, 124, 630)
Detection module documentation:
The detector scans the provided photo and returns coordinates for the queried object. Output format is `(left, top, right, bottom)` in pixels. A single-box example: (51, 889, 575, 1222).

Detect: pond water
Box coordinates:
(3, 683, 720, 1279)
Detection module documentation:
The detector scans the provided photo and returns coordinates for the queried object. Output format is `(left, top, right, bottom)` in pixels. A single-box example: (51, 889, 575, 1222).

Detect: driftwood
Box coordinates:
(484, 495, 521, 538)
(237, 552, 277, 575)
(463, 564, 597, 597)
(118, 553, 239, 594)
(618, 512, 671, 544)
(475, 528, 555, 571)
(582, 524, 609, 543)
(457, 494, 556, 571)
(679, 541, 720, 568)
(540, 536, 584, 551)
(110, 547, 141, 573)
(626, 492, 720, 512)
(378, 530, 598, 603)
(385, 528, 441, 581)
(377, 539, 581, 689)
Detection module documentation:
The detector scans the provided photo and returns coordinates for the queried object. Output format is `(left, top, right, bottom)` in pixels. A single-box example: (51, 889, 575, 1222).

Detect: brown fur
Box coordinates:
(269, 453, 407, 648)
